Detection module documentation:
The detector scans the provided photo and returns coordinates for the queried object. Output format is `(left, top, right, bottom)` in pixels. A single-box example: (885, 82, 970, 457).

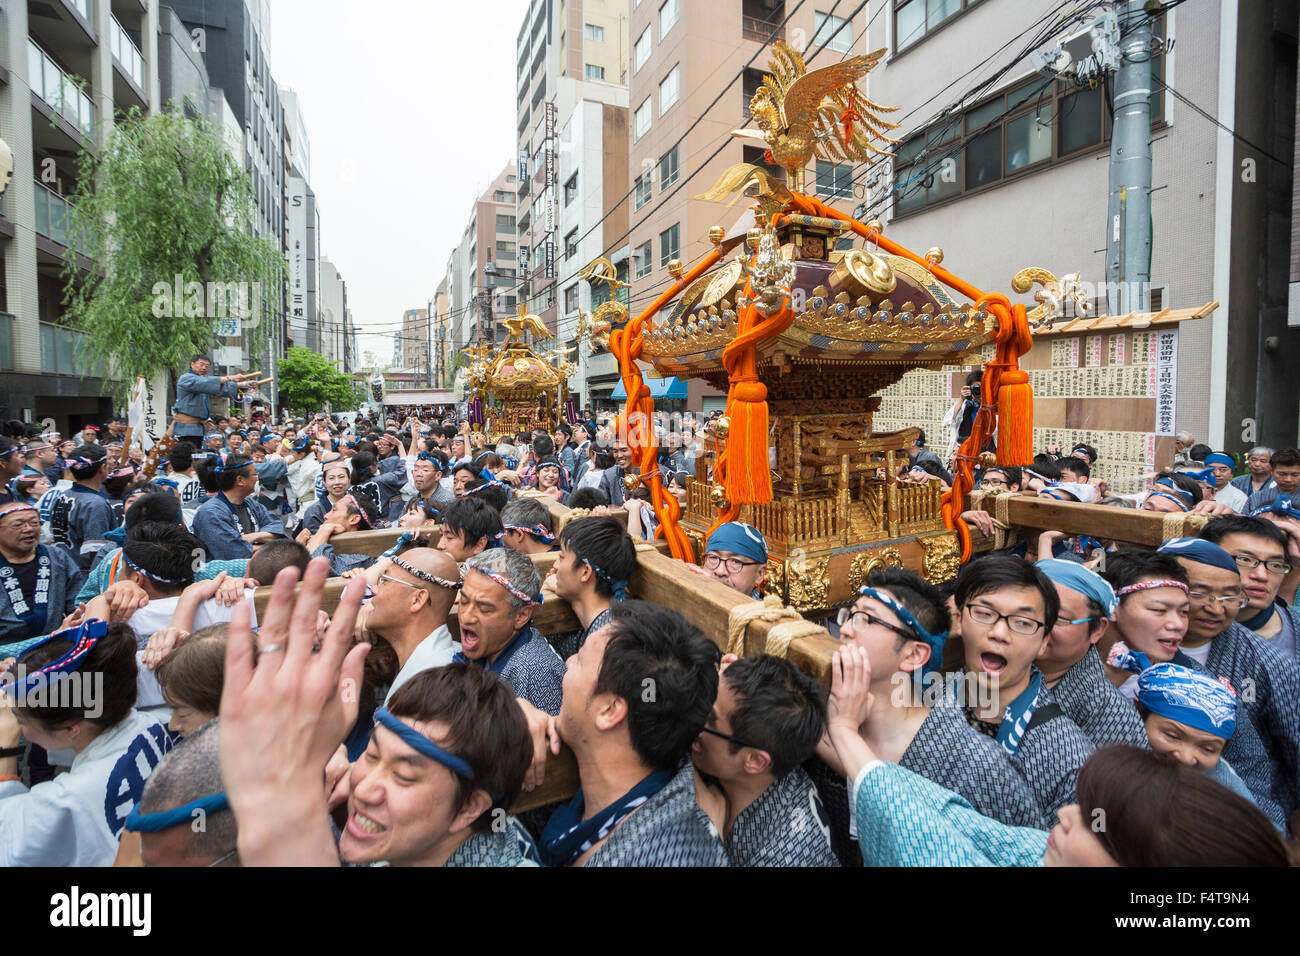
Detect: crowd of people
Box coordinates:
(0, 354, 1298, 867)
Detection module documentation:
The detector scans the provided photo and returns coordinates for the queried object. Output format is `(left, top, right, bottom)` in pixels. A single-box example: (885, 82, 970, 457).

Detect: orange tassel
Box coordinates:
(997, 369, 1034, 465)
(722, 380, 772, 504)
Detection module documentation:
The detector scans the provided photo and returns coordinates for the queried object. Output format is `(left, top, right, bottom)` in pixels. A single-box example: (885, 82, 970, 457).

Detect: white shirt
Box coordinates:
(1215, 484, 1249, 513)
(0, 708, 170, 866)
(1181, 641, 1212, 665)
(385, 624, 458, 705)
(576, 467, 606, 491)
(128, 592, 259, 709)
(174, 473, 206, 512)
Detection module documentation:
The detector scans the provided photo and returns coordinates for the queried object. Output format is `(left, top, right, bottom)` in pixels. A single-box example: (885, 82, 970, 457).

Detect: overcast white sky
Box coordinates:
(270, 0, 530, 366)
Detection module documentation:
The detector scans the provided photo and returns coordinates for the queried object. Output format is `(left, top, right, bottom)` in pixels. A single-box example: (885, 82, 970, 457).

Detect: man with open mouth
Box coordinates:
(953, 555, 1095, 818)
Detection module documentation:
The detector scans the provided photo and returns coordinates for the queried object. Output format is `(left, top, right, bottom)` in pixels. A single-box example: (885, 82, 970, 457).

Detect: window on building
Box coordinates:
(585, 64, 605, 81)
(892, 69, 1166, 218)
(659, 64, 680, 115)
(634, 28, 651, 73)
(564, 284, 580, 313)
(634, 97, 652, 140)
(895, 0, 979, 53)
(496, 213, 516, 232)
(493, 190, 512, 202)
(658, 145, 680, 190)
(564, 228, 579, 260)
(584, 23, 605, 42)
(812, 11, 853, 53)
(815, 160, 854, 200)
(496, 241, 516, 261)
(658, 0, 679, 41)
(659, 223, 680, 268)
(742, 144, 786, 182)
(564, 173, 579, 206)
(634, 240, 652, 279)
(634, 167, 653, 211)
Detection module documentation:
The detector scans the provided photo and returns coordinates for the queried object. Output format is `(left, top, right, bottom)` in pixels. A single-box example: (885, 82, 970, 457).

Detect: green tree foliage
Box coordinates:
(277, 347, 359, 414)
(63, 106, 285, 402)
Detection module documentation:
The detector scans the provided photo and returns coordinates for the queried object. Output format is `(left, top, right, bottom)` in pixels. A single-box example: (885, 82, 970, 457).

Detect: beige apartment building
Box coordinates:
(626, 0, 864, 410)
(447, 163, 519, 353)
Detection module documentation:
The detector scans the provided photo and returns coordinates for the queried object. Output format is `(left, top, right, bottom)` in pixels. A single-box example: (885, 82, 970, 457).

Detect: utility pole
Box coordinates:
(426, 297, 434, 389)
(1106, 1, 1154, 314)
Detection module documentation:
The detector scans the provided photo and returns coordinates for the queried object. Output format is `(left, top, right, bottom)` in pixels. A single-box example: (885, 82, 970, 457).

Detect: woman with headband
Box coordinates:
(0, 620, 172, 866)
(1100, 549, 1192, 696)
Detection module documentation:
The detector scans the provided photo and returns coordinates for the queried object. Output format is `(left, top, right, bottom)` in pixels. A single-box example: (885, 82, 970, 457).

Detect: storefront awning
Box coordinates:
(611, 377, 687, 400)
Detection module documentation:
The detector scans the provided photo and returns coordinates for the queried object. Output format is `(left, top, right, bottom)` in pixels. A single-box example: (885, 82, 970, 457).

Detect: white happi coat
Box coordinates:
(0, 709, 171, 866)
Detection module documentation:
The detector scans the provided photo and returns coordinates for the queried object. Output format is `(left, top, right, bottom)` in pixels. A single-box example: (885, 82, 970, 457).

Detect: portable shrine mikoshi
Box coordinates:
(578, 40, 1094, 614)
(463, 306, 577, 441)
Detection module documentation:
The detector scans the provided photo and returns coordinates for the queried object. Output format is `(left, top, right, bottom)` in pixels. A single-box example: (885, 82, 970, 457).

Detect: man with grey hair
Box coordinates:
(1172, 430, 1196, 466)
(1232, 446, 1276, 499)
(455, 549, 565, 714)
(128, 720, 238, 867)
(498, 496, 557, 555)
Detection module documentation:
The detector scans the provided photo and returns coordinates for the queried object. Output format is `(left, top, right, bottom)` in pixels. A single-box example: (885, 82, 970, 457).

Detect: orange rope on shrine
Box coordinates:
(786, 196, 1036, 561)
(608, 249, 722, 563)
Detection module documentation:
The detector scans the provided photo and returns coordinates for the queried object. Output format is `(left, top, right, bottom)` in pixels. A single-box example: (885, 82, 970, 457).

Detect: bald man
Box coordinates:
(359, 548, 464, 704)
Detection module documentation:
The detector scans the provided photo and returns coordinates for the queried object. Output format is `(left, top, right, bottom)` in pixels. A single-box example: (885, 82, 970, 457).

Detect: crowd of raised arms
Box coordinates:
(1, 366, 1299, 867)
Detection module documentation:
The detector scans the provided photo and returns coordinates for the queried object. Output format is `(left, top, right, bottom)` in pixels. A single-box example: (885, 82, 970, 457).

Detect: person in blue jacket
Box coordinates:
(191, 454, 286, 560)
(171, 355, 256, 446)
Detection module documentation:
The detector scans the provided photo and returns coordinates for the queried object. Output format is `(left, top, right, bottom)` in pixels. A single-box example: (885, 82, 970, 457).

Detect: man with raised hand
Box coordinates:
(456, 549, 564, 715)
(691, 655, 839, 866)
(539, 600, 729, 866)
(954, 555, 1095, 818)
(1034, 559, 1148, 748)
(817, 567, 1044, 836)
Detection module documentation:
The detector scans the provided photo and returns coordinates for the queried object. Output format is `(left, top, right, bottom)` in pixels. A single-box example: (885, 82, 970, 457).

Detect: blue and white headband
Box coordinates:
(122, 551, 190, 585)
(858, 586, 947, 677)
(1035, 558, 1118, 617)
(125, 793, 230, 833)
(1204, 453, 1235, 470)
(3, 620, 105, 697)
(1250, 493, 1300, 521)
(373, 707, 473, 778)
(1137, 662, 1238, 739)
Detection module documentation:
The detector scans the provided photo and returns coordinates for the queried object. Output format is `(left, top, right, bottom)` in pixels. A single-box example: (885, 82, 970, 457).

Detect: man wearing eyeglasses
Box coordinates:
(0, 501, 83, 648)
(1033, 559, 1148, 748)
(697, 522, 769, 598)
(1203, 516, 1299, 660)
(690, 655, 839, 866)
(818, 567, 1045, 841)
(1158, 537, 1300, 833)
(954, 555, 1095, 818)
(357, 548, 462, 707)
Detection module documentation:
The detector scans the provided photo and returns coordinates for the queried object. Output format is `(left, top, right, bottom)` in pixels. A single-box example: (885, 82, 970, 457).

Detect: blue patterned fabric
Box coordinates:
(494, 626, 566, 716)
(1045, 649, 1149, 749)
(853, 761, 1046, 867)
(445, 815, 541, 867)
(191, 493, 286, 560)
(724, 766, 838, 866)
(580, 761, 729, 867)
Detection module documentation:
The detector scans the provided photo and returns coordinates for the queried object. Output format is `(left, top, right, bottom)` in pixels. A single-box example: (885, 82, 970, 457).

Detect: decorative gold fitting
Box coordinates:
(710, 484, 728, 507)
(924, 246, 944, 266)
(714, 415, 730, 440)
(623, 474, 643, 492)
(745, 229, 763, 252)
(865, 219, 884, 234)
(667, 259, 684, 279)
(708, 226, 725, 246)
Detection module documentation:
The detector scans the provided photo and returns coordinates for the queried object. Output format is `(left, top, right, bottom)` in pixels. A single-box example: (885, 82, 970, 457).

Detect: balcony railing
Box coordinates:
(33, 180, 79, 247)
(742, 16, 784, 43)
(110, 16, 145, 89)
(28, 39, 96, 139)
(40, 322, 93, 376)
(0, 314, 13, 371)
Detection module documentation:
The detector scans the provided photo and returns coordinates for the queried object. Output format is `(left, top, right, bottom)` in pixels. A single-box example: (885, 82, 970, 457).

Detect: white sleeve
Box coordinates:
(0, 774, 82, 867)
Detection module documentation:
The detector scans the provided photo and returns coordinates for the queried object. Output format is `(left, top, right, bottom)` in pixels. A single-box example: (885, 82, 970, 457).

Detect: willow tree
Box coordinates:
(62, 105, 285, 402)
